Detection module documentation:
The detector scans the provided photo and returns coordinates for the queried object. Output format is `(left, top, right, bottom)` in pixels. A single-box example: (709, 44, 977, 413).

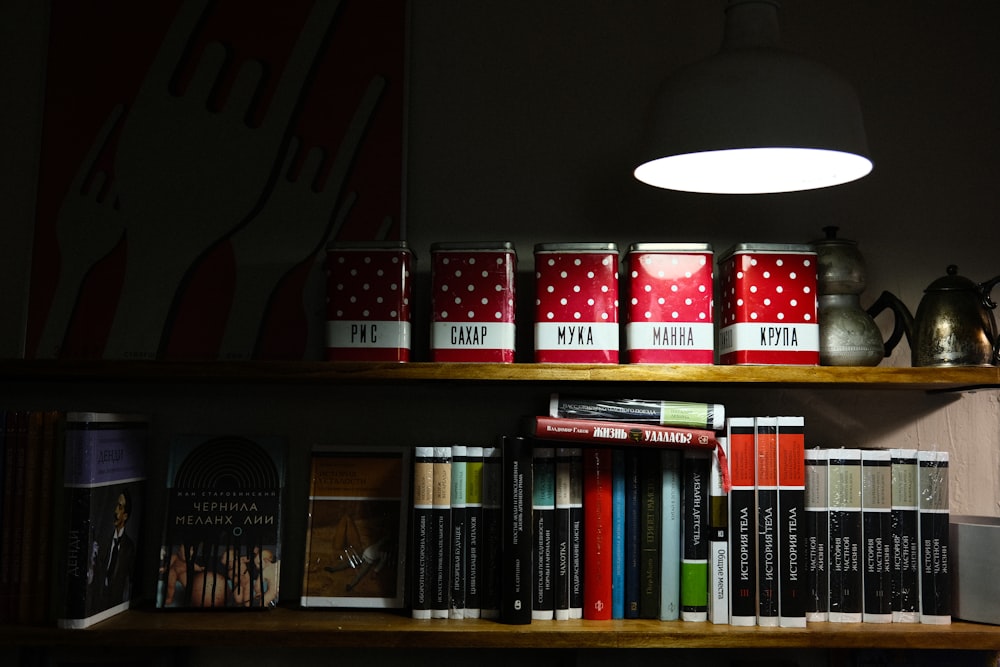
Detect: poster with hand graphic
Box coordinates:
(26, 0, 406, 360)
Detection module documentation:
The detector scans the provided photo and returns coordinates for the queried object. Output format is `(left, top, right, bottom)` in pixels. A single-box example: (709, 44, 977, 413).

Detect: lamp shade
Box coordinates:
(634, 2, 872, 194)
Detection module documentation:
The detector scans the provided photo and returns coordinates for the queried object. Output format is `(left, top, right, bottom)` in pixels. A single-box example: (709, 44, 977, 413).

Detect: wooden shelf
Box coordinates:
(1, 360, 998, 390)
(3, 609, 1000, 650)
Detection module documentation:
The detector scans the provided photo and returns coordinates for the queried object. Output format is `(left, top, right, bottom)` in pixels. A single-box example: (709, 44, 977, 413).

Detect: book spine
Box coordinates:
(727, 417, 757, 626)
(465, 446, 484, 618)
(500, 436, 532, 625)
(861, 448, 893, 623)
(637, 450, 662, 619)
(567, 447, 584, 619)
(430, 446, 452, 619)
(0, 412, 17, 623)
(624, 449, 641, 618)
(449, 445, 468, 619)
(658, 449, 680, 621)
(34, 410, 62, 625)
(828, 448, 863, 623)
(918, 450, 951, 625)
(554, 447, 573, 620)
(708, 436, 729, 625)
(755, 417, 779, 627)
(480, 445, 502, 619)
(17, 411, 44, 623)
(681, 448, 710, 622)
(804, 448, 830, 622)
(532, 446, 555, 620)
(411, 446, 435, 619)
(528, 416, 718, 450)
(583, 447, 613, 620)
(549, 394, 725, 430)
(889, 448, 919, 623)
(611, 449, 626, 619)
(777, 416, 807, 628)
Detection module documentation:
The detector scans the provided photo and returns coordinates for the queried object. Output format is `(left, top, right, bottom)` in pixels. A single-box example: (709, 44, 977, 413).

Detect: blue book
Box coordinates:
(612, 448, 625, 619)
(659, 449, 681, 621)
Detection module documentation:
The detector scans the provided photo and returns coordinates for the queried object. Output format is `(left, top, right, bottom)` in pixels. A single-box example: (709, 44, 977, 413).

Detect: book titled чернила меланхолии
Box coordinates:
(156, 434, 285, 609)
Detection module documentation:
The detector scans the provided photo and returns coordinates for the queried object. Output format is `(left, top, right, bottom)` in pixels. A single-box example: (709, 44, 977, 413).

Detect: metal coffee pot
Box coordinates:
(811, 227, 885, 366)
(866, 265, 1000, 367)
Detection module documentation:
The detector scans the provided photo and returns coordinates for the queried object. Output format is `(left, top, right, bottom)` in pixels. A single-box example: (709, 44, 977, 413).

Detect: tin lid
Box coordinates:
(627, 242, 713, 254)
(719, 242, 816, 262)
(534, 242, 618, 253)
(430, 241, 516, 253)
(326, 240, 411, 252)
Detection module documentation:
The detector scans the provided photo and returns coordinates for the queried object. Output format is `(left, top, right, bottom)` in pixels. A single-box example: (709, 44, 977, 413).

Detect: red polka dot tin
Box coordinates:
(534, 242, 620, 364)
(324, 241, 413, 362)
(718, 243, 819, 365)
(430, 242, 517, 363)
(625, 243, 714, 364)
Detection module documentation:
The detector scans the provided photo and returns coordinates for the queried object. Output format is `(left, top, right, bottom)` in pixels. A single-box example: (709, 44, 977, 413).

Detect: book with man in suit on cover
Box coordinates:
(55, 412, 149, 629)
(156, 434, 285, 609)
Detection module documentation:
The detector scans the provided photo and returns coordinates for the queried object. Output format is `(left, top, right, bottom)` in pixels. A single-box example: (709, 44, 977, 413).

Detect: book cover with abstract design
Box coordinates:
(300, 446, 409, 608)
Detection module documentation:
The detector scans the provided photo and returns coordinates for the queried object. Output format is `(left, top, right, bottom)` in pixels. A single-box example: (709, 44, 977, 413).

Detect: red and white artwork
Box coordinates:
(26, 0, 407, 360)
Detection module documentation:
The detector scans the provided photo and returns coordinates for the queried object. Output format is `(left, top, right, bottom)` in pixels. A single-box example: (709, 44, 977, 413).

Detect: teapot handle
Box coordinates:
(979, 274, 1000, 310)
(865, 290, 913, 358)
(981, 275, 1000, 364)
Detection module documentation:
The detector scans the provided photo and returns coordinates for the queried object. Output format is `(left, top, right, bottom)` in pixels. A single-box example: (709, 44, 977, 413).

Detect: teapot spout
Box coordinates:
(866, 290, 914, 359)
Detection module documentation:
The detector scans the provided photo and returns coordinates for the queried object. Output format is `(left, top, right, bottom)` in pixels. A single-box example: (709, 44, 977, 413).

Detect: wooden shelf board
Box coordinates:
(3, 610, 1000, 650)
(1, 360, 998, 390)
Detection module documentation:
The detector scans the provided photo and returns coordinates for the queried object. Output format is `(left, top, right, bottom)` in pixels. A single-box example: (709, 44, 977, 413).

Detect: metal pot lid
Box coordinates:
(926, 265, 978, 291)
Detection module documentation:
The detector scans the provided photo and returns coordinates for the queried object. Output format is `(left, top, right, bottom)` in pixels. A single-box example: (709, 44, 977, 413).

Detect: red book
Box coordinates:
(583, 447, 613, 620)
(526, 416, 717, 450)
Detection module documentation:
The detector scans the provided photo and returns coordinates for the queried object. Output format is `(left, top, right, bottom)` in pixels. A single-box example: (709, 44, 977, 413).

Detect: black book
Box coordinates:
(861, 449, 892, 623)
(500, 436, 532, 624)
(804, 448, 830, 622)
(828, 449, 863, 623)
(890, 448, 920, 623)
(918, 451, 950, 625)
(532, 446, 555, 620)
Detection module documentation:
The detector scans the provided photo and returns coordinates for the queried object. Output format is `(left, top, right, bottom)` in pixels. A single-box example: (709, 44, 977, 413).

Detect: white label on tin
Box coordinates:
(534, 322, 619, 351)
(718, 322, 819, 354)
(431, 322, 515, 350)
(326, 320, 411, 349)
(626, 321, 714, 351)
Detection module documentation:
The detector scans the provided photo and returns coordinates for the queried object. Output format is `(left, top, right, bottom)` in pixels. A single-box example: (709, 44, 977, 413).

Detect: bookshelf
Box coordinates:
(4, 608, 1000, 650)
(1, 360, 999, 654)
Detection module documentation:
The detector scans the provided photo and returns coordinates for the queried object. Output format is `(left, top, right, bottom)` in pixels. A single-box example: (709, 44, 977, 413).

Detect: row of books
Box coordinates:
(804, 446, 951, 624)
(0, 409, 288, 628)
(394, 405, 952, 626)
(0, 398, 951, 630)
(397, 396, 730, 623)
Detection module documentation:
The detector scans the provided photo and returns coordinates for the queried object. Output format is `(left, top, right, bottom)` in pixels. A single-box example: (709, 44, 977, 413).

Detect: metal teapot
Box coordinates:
(866, 265, 1000, 367)
(811, 227, 885, 366)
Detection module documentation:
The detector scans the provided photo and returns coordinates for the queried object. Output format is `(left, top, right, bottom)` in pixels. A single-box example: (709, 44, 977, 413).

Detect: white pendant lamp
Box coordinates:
(633, 0, 873, 194)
